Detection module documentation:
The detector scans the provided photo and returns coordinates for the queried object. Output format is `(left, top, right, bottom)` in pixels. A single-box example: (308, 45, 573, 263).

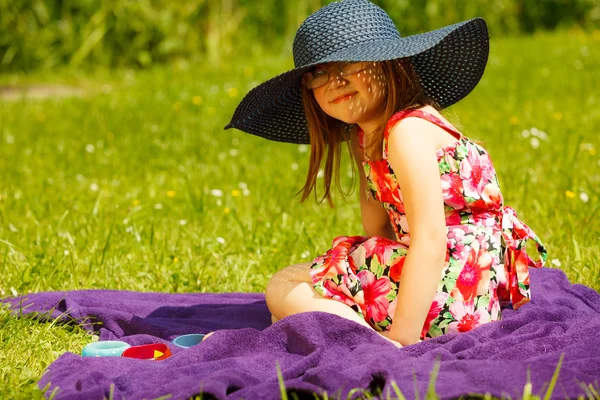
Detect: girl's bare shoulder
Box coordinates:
(390, 107, 460, 151)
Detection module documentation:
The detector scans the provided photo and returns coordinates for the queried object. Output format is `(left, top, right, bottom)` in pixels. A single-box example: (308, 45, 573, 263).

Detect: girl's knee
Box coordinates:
(265, 262, 313, 315)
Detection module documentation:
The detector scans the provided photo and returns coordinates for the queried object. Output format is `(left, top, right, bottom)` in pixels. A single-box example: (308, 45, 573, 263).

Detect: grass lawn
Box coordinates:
(0, 27, 599, 399)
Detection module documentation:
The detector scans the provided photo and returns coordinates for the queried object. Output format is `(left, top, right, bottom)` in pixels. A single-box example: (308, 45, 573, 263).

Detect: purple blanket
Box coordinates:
(3, 268, 600, 399)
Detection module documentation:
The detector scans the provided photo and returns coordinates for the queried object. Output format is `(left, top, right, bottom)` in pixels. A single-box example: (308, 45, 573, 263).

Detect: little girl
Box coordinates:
(225, 0, 547, 347)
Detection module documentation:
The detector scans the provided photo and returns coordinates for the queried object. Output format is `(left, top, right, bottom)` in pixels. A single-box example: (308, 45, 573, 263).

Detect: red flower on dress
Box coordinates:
(448, 299, 491, 333)
(445, 211, 462, 227)
(370, 161, 399, 203)
(453, 242, 492, 302)
(460, 148, 495, 196)
(389, 256, 405, 282)
(441, 172, 466, 209)
(357, 270, 391, 323)
(362, 236, 401, 266)
(310, 238, 353, 281)
(421, 292, 449, 337)
(323, 279, 357, 308)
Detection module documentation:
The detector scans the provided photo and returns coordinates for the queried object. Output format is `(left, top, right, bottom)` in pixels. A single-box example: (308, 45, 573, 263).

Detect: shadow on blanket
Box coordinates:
(2, 268, 600, 400)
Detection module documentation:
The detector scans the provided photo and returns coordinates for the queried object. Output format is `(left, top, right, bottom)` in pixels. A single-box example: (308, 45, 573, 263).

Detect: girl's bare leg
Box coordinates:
(201, 263, 402, 347)
(265, 262, 372, 329)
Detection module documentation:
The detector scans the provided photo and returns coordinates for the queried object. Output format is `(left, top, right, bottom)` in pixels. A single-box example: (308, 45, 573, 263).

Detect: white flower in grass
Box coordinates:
(317, 170, 324, 179)
(210, 189, 223, 197)
(530, 138, 540, 149)
(216, 199, 222, 206)
(64, 250, 69, 256)
(238, 182, 248, 189)
(229, 149, 239, 157)
(551, 259, 562, 267)
(579, 192, 589, 203)
(85, 144, 95, 153)
(242, 188, 250, 196)
(522, 128, 548, 142)
(10, 287, 17, 297)
(154, 203, 163, 210)
(216, 237, 226, 245)
(297, 144, 308, 153)
(179, 220, 187, 226)
(291, 163, 299, 171)
(529, 127, 548, 141)
(301, 250, 311, 259)
(90, 183, 99, 192)
(76, 174, 85, 182)
(6, 135, 14, 144)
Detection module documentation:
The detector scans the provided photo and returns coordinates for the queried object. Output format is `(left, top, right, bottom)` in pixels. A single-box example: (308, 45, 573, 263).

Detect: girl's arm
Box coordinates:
(350, 129, 397, 240)
(385, 117, 448, 346)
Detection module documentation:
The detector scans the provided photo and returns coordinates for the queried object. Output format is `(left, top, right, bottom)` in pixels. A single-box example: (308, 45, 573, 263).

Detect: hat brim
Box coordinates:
(225, 18, 489, 144)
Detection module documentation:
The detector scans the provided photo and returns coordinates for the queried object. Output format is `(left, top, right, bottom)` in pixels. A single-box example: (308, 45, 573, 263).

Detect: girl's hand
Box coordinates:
(377, 330, 402, 348)
(201, 332, 214, 342)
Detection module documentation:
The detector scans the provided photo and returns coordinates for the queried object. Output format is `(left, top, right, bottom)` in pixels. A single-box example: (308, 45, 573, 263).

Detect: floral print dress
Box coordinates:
(309, 109, 547, 340)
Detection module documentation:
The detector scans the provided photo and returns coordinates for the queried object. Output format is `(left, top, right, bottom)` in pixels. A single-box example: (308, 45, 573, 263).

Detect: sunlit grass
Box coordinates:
(0, 28, 599, 399)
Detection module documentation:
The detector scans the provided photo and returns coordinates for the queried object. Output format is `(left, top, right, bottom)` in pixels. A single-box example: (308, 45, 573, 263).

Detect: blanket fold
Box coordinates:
(3, 268, 600, 399)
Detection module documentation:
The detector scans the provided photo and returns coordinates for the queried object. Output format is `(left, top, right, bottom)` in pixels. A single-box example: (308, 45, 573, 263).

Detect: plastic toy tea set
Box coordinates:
(81, 333, 205, 360)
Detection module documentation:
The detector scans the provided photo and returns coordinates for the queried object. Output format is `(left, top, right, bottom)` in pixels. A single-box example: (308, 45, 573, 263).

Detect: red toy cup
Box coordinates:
(121, 343, 172, 360)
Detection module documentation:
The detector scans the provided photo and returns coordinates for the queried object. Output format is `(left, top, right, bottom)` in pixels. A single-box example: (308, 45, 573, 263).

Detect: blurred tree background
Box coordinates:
(0, 0, 599, 72)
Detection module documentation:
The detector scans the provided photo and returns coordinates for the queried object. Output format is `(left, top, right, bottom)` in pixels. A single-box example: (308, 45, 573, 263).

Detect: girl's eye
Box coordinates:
(313, 70, 327, 78)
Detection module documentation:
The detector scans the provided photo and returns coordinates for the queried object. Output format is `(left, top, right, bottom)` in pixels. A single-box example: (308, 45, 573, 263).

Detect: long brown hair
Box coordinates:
(299, 57, 439, 206)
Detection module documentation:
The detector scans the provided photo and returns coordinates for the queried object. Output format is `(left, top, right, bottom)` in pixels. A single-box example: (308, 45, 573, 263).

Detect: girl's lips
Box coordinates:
(331, 92, 356, 104)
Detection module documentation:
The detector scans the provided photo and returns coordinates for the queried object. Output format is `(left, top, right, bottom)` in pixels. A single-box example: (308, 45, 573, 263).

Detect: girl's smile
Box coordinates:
(330, 92, 357, 104)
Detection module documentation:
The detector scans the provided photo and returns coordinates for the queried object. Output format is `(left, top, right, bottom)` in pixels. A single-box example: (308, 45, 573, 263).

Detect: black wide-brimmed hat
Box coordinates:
(225, 0, 489, 144)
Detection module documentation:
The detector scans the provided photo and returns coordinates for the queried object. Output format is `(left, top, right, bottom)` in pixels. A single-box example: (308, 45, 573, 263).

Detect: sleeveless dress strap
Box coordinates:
(383, 109, 463, 159)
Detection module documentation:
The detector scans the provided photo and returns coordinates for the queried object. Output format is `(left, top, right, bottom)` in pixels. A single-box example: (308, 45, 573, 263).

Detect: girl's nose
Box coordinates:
(326, 72, 348, 89)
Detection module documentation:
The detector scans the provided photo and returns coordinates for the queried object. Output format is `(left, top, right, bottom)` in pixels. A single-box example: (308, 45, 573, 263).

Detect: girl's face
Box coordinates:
(309, 62, 387, 126)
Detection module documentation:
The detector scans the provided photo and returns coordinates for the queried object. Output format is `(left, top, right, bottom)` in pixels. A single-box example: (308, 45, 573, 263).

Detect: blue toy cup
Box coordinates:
(172, 334, 205, 348)
(82, 340, 131, 357)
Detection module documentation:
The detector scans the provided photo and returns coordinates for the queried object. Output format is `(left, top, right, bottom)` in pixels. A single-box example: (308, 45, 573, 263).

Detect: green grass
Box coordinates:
(0, 27, 599, 399)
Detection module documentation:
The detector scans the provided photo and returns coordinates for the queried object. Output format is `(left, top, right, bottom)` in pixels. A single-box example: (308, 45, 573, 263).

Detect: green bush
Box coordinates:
(1, 0, 599, 72)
